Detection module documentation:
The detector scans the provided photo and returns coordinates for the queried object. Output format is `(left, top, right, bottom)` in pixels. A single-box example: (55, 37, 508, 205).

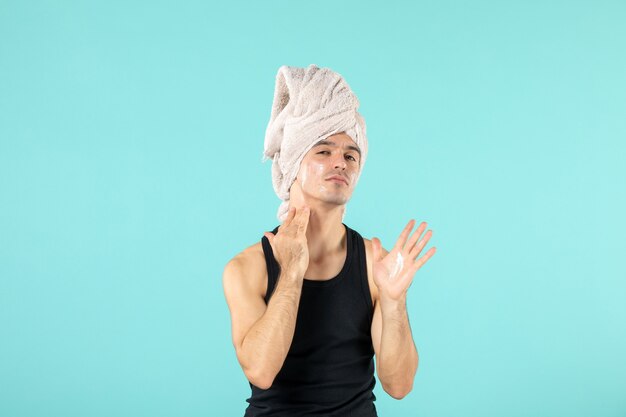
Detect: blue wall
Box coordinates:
(1, 1, 625, 416)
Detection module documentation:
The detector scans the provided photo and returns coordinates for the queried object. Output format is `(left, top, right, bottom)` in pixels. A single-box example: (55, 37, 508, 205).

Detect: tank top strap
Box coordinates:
(261, 225, 280, 304)
(351, 227, 375, 323)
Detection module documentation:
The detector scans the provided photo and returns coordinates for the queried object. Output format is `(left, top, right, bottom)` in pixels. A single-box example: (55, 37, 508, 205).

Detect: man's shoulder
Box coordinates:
(359, 234, 374, 256)
(226, 240, 265, 273)
(359, 234, 389, 257)
(223, 239, 268, 298)
(352, 234, 379, 306)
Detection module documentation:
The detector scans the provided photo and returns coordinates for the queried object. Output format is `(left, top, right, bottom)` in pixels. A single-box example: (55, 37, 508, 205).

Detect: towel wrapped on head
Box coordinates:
(262, 64, 369, 222)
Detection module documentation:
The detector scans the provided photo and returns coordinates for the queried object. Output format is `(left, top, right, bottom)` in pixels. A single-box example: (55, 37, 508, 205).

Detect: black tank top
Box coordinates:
(244, 223, 378, 417)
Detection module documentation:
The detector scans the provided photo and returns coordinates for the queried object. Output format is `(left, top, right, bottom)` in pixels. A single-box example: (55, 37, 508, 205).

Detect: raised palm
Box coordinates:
(372, 219, 436, 301)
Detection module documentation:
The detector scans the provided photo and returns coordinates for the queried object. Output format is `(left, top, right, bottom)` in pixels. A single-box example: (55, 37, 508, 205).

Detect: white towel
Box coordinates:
(262, 64, 369, 222)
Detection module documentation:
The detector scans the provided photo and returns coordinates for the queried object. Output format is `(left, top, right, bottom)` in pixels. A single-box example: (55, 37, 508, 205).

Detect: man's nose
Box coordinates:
(333, 154, 347, 169)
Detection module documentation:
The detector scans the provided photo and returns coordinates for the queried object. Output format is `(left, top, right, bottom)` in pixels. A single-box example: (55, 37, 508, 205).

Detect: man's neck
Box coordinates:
(289, 203, 346, 263)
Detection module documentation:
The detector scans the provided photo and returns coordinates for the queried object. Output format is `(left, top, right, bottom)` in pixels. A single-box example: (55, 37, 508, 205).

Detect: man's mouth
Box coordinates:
(326, 175, 348, 185)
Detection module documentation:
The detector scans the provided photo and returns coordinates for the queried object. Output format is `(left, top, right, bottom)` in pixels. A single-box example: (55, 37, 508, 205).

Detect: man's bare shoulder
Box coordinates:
(235, 241, 264, 263)
(361, 238, 379, 304)
(223, 241, 267, 297)
(361, 237, 392, 305)
(362, 237, 390, 257)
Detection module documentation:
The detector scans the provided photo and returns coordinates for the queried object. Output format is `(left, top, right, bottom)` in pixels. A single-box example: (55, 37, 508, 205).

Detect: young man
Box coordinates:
(223, 65, 436, 417)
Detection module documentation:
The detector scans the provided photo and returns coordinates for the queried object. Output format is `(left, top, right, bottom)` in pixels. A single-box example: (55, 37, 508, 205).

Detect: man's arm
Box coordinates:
(222, 254, 303, 389)
(372, 294, 418, 399)
(371, 247, 419, 399)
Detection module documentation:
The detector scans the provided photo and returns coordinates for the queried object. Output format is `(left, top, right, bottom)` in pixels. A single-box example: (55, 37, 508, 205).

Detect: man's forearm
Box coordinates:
(378, 295, 418, 398)
(240, 269, 303, 388)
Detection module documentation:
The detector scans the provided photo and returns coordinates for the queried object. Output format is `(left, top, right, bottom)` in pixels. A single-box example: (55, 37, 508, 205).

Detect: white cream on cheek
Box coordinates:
(314, 162, 328, 192)
(300, 165, 309, 190)
(346, 170, 357, 185)
(299, 160, 326, 194)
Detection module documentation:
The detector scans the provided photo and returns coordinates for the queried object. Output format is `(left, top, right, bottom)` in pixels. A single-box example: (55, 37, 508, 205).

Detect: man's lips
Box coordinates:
(326, 175, 348, 185)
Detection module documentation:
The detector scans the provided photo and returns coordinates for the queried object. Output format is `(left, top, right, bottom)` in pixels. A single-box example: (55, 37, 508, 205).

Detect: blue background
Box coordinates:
(1, 1, 625, 416)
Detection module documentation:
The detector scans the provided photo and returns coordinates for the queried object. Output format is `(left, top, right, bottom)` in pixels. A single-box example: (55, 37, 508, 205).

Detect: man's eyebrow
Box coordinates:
(312, 140, 361, 157)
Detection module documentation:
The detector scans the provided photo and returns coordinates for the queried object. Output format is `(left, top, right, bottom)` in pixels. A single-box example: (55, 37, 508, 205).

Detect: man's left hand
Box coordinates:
(372, 219, 437, 301)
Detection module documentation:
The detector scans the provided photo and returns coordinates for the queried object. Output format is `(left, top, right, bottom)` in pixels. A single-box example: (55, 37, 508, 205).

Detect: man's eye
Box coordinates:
(318, 151, 357, 162)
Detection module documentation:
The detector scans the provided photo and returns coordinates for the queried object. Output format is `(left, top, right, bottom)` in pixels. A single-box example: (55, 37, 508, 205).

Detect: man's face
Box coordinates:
(293, 132, 362, 206)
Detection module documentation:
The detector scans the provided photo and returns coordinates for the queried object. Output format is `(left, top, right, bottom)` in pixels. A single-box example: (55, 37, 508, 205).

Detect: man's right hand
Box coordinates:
(264, 206, 311, 280)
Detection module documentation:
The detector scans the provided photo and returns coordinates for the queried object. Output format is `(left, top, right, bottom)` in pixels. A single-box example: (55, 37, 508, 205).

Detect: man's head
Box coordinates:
(262, 64, 368, 222)
(288, 132, 361, 210)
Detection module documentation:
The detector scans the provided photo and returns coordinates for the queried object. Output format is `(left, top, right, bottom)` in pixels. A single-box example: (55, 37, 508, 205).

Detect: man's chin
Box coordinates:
(319, 195, 351, 207)
(301, 190, 352, 206)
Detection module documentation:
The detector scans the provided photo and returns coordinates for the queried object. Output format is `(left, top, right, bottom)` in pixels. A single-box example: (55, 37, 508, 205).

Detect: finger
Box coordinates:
(405, 222, 427, 253)
(295, 206, 311, 231)
(301, 207, 311, 231)
(281, 206, 297, 229)
(393, 219, 416, 253)
(410, 246, 436, 273)
(408, 229, 433, 260)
